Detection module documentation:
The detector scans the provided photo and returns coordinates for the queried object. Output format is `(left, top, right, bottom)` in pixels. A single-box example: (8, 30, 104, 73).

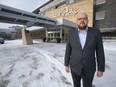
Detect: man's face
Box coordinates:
(76, 13, 88, 30)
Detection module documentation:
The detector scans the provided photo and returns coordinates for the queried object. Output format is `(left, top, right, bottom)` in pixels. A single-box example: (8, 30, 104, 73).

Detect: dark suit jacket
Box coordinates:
(65, 27, 105, 76)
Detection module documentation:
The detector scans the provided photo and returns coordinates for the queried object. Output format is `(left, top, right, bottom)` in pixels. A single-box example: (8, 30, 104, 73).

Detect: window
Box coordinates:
(96, 0, 106, 5)
(95, 11, 105, 20)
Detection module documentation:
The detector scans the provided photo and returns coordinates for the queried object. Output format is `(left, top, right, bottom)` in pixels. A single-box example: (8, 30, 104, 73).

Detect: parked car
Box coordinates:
(0, 37, 5, 44)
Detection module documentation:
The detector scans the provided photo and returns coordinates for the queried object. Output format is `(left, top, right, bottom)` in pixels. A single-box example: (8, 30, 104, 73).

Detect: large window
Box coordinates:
(95, 11, 105, 20)
(96, 0, 106, 5)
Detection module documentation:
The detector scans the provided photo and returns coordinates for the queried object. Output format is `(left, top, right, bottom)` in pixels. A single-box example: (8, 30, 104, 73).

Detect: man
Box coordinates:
(64, 12, 105, 87)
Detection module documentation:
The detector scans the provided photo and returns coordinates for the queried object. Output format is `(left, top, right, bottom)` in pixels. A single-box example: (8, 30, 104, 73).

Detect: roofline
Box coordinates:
(33, 0, 53, 13)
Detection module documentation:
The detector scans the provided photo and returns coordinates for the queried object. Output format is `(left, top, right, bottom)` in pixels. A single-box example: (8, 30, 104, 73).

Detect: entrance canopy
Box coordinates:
(0, 4, 78, 44)
(0, 4, 77, 29)
(57, 19, 77, 28)
(0, 4, 56, 27)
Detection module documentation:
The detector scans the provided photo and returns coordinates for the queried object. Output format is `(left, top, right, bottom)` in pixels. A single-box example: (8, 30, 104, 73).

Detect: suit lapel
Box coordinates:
(74, 29, 82, 50)
(83, 28, 91, 50)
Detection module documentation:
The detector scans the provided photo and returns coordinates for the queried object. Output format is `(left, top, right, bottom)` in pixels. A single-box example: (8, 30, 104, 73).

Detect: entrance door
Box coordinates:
(48, 31, 60, 41)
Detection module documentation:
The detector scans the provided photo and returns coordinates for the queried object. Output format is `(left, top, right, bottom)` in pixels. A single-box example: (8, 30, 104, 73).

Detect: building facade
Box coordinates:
(32, 0, 116, 41)
(94, 0, 116, 39)
(33, 0, 94, 42)
(0, 28, 16, 39)
(30, 29, 46, 39)
(34, 0, 93, 27)
(0, 26, 22, 40)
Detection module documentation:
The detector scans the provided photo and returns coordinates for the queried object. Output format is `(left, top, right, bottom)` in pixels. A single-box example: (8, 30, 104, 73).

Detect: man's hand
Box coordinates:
(97, 71, 104, 77)
(65, 66, 70, 73)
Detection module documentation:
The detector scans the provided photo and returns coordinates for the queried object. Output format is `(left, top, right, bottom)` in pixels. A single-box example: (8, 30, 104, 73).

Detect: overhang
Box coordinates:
(0, 4, 56, 27)
(57, 19, 77, 28)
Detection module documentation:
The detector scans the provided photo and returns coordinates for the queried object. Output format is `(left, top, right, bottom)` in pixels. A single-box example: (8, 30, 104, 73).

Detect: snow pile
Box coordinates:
(0, 40, 71, 87)
(0, 39, 116, 87)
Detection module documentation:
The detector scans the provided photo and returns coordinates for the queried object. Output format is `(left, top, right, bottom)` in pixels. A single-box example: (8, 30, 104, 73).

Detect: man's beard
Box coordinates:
(78, 25, 87, 30)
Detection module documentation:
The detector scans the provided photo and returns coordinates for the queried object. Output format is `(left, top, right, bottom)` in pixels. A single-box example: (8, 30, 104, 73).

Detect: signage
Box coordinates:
(53, 7, 78, 18)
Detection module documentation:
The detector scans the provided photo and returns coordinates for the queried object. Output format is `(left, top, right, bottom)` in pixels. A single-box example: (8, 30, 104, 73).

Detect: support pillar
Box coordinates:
(22, 27, 33, 45)
(46, 29, 48, 39)
(60, 26, 62, 43)
(46, 27, 50, 42)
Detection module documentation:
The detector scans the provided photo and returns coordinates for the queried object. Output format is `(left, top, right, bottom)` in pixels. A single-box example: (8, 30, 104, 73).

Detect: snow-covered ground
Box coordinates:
(0, 39, 116, 87)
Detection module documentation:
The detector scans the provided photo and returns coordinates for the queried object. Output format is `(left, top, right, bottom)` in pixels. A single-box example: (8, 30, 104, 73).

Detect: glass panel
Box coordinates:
(95, 11, 105, 20)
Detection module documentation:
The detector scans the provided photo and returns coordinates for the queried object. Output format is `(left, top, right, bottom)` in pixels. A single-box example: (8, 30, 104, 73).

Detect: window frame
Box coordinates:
(95, 10, 105, 20)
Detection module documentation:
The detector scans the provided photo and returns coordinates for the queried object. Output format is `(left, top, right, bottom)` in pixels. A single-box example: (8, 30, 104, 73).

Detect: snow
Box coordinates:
(0, 39, 116, 87)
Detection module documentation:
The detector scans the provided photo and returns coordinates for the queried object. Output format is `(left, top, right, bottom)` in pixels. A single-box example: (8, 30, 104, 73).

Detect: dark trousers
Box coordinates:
(71, 69, 95, 87)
